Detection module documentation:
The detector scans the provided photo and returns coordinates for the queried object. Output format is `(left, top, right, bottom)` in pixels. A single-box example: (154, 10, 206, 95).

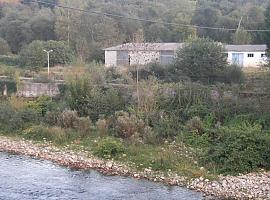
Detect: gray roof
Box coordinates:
(105, 43, 267, 52)
(225, 45, 267, 52)
(104, 43, 184, 51)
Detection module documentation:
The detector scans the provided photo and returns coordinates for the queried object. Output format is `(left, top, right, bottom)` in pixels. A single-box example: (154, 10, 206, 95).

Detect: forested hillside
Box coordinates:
(0, 0, 269, 61)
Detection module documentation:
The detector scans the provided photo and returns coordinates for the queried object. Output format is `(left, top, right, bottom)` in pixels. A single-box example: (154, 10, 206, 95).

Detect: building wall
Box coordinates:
(105, 51, 117, 67)
(106, 49, 267, 68)
(129, 51, 160, 65)
(228, 51, 266, 68)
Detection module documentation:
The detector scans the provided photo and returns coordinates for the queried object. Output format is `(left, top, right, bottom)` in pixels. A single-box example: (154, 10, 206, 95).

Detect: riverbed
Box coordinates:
(0, 152, 203, 200)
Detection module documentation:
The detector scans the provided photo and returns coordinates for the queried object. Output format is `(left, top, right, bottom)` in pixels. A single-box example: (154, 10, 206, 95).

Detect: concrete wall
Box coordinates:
(228, 51, 266, 68)
(17, 83, 60, 98)
(105, 51, 117, 67)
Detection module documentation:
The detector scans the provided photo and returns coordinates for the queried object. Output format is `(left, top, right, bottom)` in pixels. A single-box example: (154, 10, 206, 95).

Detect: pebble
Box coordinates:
(0, 136, 269, 200)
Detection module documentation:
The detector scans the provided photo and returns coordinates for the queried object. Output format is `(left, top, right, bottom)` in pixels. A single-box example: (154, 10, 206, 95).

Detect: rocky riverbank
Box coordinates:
(0, 136, 269, 200)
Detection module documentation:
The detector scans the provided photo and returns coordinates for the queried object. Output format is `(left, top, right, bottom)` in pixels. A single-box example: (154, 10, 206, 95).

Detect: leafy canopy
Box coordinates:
(174, 37, 228, 83)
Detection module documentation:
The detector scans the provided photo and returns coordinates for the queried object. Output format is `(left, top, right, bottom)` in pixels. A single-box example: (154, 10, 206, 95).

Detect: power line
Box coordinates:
(29, 0, 270, 32)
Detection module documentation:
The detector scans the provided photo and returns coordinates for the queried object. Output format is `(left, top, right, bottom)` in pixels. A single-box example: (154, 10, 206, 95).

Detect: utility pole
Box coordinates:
(237, 16, 243, 30)
(67, 2, 70, 46)
(43, 50, 53, 79)
(136, 65, 140, 112)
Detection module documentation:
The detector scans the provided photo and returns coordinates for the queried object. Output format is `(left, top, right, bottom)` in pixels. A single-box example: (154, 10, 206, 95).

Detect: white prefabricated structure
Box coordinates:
(104, 43, 267, 68)
(226, 45, 267, 68)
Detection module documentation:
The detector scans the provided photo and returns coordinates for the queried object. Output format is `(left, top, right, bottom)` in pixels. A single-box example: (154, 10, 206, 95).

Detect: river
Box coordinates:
(0, 152, 203, 200)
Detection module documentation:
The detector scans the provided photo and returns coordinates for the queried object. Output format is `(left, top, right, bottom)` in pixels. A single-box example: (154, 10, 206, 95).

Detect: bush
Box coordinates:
(96, 118, 109, 136)
(22, 125, 69, 144)
(202, 122, 270, 174)
(0, 80, 17, 96)
(0, 56, 19, 66)
(74, 117, 92, 137)
(95, 137, 125, 159)
(68, 77, 125, 122)
(57, 110, 78, 129)
(0, 104, 40, 133)
(113, 111, 146, 139)
(186, 116, 204, 135)
(27, 96, 54, 116)
(224, 64, 245, 84)
(0, 103, 15, 132)
(0, 37, 11, 55)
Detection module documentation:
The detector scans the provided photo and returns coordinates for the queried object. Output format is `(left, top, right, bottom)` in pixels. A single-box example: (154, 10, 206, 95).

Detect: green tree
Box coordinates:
(18, 40, 45, 70)
(43, 40, 74, 66)
(264, 3, 270, 48)
(0, 5, 33, 53)
(0, 37, 10, 55)
(19, 40, 73, 69)
(174, 37, 228, 83)
(29, 8, 56, 41)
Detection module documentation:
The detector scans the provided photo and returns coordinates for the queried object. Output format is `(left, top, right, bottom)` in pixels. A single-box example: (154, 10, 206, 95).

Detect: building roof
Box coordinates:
(104, 43, 184, 51)
(225, 45, 267, 52)
(105, 43, 267, 52)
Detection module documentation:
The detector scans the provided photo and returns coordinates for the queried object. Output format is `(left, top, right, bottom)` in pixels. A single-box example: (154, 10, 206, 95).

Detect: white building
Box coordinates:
(104, 43, 267, 68)
(226, 45, 267, 68)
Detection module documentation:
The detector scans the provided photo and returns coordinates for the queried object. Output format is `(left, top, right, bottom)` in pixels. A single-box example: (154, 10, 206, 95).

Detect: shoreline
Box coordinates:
(0, 136, 269, 200)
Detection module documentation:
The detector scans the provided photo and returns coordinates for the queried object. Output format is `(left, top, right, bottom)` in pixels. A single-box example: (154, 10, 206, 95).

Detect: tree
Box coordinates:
(19, 40, 45, 70)
(43, 40, 74, 66)
(0, 37, 10, 55)
(264, 3, 270, 48)
(19, 40, 73, 69)
(174, 37, 228, 83)
(0, 5, 33, 53)
(29, 8, 56, 41)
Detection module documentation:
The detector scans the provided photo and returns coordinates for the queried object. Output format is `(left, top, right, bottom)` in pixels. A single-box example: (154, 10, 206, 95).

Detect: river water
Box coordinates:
(0, 152, 203, 200)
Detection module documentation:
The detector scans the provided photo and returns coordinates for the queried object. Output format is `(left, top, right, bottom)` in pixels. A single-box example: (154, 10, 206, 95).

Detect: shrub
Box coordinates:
(68, 77, 125, 122)
(74, 117, 92, 137)
(113, 111, 146, 139)
(22, 125, 68, 144)
(57, 109, 78, 129)
(96, 118, 109, 136)
(0, 56, 19, 66)
(0, 80, 17, 96)
(142, 126, 159, 144)
(224, 64, 245, 84)
(9, 108, 40, 132)
(27, 96, 54, 116)
(95, 137, 125, 159)
(202, 122, 270, 174)
(0, 37, 11, 55)
(0, 103, 15, 132)
(186, 116, 204, 135)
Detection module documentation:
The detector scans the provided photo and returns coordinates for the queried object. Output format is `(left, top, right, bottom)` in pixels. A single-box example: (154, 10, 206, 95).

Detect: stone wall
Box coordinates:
(17, 82, 60, 98)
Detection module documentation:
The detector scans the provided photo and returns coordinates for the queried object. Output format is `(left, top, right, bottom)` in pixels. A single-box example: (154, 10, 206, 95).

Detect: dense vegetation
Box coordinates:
(0, 0, 270, 179)
(0, 58, 270, 177)
(0, 0, 270, 64)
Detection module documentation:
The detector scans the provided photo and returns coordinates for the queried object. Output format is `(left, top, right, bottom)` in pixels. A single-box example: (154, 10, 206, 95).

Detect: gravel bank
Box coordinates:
(0, 136, 269, 200)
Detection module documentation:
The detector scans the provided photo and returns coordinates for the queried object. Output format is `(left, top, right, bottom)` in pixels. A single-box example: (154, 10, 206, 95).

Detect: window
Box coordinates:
(160, 50, 175, 65)
(117, 51, 129, 66)
(247, 53, 254, 57)
(261, 54, 266, 58)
